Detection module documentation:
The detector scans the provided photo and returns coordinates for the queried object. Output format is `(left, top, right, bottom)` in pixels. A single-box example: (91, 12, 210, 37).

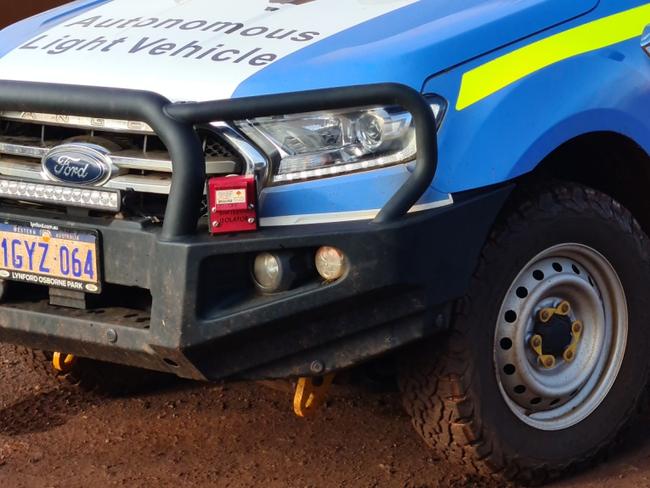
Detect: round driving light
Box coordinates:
(315, 247, 347, 281)
(356, 112, 385, 151)
(253, 252, 283, 291)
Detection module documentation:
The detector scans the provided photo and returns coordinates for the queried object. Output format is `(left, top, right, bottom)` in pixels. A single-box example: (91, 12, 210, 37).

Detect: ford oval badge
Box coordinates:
(42, 143, 115, 186)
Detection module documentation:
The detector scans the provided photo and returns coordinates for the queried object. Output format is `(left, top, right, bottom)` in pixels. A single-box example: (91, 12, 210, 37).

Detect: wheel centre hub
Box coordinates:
(530, 301, 583, 368)
(534, 313, 573, 356)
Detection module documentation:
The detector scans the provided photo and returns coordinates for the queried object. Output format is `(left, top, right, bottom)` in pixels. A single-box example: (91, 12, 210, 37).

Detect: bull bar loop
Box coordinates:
(0, 81, 438, 239)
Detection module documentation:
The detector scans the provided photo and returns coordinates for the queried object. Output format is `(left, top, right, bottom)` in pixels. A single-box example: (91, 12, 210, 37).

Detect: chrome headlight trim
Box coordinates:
(210, 121, 269, 182)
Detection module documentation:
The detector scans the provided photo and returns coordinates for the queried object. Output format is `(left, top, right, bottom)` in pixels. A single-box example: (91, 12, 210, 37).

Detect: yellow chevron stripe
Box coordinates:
(456, 3, 650, 110)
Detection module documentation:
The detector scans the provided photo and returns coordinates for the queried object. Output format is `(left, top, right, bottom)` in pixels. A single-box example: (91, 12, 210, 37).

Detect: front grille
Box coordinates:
(0, 112, 242, 196)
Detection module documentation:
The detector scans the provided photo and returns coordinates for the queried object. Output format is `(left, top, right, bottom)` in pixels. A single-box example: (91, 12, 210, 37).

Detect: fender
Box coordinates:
(423, 0, 650, 194)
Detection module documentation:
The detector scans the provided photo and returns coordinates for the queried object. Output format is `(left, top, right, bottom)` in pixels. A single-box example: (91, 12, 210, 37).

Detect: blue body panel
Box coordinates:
(259, 165, 450, 220)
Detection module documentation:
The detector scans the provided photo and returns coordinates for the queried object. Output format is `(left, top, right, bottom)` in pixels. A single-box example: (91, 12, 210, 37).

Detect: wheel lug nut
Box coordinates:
(558, 301, 571, 314)
(531, 337, 541, 348)
(543, 357, 555, 368)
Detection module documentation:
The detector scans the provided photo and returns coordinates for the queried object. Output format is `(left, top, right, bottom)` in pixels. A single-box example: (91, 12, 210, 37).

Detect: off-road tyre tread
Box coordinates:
(400, 182, 650, 485)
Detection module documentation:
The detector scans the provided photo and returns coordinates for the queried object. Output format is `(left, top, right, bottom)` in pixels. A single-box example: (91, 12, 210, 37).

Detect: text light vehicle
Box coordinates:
(0, 0, 649, 484)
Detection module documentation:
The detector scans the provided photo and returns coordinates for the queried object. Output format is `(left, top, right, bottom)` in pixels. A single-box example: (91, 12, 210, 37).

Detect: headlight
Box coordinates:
(235, 95, 446, 184)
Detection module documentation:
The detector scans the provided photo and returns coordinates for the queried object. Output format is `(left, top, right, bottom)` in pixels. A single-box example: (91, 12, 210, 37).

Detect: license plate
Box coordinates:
(0, 220, 101, 293)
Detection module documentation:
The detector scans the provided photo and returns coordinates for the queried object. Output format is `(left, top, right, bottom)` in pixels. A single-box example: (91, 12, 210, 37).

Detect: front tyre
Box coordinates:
(400, 183, 650, 485)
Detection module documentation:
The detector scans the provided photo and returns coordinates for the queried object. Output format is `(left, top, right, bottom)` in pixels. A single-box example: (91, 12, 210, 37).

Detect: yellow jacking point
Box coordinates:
(293, 374, 335, 418)
(52, 352, 77, 373)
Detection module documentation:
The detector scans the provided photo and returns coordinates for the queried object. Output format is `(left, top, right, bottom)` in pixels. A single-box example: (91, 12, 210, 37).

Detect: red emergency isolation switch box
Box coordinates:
(208, 175, 258, 234)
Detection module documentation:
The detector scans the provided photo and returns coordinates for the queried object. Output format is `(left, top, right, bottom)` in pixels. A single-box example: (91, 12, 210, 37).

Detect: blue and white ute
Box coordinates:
(0, 0, 649, 483)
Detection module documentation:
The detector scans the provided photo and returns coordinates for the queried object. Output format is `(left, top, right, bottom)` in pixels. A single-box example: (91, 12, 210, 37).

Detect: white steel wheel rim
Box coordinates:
(494, 243, 628, 431)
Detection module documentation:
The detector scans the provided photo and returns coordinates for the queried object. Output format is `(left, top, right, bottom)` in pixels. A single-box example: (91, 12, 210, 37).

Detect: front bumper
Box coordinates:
(0, 186, 510, 380)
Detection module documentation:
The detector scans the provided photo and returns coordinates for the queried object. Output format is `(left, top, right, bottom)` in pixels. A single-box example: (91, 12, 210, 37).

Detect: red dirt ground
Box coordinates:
(0, 345, 649, 487)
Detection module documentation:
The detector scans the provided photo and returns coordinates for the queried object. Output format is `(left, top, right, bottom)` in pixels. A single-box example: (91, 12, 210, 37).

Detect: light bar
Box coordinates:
(0, 178, 121, 212)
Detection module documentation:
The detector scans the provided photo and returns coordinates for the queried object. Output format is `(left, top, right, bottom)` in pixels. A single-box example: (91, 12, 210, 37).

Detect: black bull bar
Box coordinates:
(0, 81, 439, 239)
